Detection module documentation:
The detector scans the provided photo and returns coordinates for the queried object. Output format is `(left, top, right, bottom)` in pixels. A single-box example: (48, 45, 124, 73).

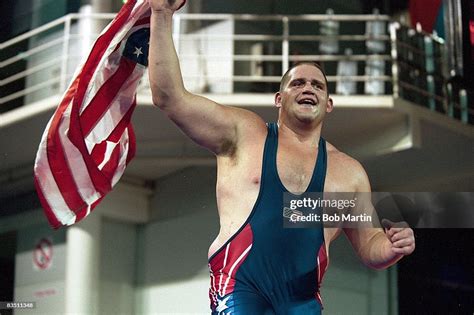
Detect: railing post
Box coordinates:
(438, 34, 450, 115)
(424, 36, 436, 111)
(446, 82, 454, 118)
(460, 89, 468, 123)
(282, 16, 289, 74)
(60, 15, 71, 93)
(389, 22, 400, 99)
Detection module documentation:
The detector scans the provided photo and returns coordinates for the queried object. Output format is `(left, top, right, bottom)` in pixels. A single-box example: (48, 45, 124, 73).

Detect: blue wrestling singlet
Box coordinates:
(208, 123, 329, 314)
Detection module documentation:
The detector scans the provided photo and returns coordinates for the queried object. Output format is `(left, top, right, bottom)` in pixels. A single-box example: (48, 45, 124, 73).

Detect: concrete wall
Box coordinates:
(14, 224, 67, 315)
(6, 180, 146, 315)
(135, 209, 217, 314)
(135, 167, 219, 314)
(179, 20, 234, 94)
(99, 218, 137, 315)
(323, 236, 396, 315)
(25, 5, 96, 105)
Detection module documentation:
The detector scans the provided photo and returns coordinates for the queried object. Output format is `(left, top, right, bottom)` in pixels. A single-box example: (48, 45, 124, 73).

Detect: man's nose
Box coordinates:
(302, 82, 316, 93)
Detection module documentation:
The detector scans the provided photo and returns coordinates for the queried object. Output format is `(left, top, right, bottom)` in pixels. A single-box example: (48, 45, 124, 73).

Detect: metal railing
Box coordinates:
(0, 12, 471, 123)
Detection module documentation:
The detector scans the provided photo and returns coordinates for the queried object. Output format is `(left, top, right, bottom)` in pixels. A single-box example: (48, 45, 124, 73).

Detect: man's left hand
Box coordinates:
(382, 219, 415, 256)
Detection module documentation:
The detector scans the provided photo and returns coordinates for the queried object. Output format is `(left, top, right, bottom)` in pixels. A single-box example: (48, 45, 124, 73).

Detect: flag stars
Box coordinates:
(133, 46, 143, 58)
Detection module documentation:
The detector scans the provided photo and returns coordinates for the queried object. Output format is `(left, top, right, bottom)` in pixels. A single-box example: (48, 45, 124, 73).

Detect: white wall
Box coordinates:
(25, 5, 98, 105)
(322, 235, 395, 315)
(179, 20, 234, 94)
(135, 210, 217, 314)
(99, 218, 137, 315)
(10, 179, 147, 315)
(14, 224, 67, 315)
(135, 167, 219, 314)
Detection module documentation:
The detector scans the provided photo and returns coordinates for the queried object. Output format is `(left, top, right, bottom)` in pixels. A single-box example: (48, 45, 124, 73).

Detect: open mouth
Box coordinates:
(297, 98, 316, 106)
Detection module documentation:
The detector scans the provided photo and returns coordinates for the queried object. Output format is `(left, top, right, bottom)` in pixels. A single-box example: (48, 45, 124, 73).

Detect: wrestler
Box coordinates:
(148, 0, 415, 313)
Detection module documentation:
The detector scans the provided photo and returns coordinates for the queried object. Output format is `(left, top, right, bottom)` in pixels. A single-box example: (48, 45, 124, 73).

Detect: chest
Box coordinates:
(276, 142, 319, 194)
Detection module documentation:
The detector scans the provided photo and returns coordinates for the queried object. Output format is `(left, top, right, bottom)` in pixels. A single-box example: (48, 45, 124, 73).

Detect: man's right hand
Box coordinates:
(149, 0, 186, 13)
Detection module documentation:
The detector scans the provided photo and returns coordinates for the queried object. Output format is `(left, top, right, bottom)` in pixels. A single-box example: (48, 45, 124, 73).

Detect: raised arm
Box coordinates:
(343, 162, 415, 269)
(148, 0, 261, 155)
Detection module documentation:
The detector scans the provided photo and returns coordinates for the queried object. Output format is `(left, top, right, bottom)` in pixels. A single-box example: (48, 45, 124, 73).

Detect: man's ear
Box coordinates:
(275, 92, 282, 108)
(326, 97, 334, 113)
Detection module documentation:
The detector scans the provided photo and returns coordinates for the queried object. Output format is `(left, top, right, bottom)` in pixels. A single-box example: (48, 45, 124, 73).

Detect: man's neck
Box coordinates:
(277, 119, 322, 145)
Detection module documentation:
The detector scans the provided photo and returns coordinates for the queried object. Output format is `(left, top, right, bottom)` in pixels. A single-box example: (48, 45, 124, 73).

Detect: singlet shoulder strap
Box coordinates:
(263, 122, 278, 179)
(308, 137, 327, 193)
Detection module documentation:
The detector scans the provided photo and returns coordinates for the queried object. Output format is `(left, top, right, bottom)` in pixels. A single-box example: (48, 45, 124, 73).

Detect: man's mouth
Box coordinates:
(297, 98, 317, 106)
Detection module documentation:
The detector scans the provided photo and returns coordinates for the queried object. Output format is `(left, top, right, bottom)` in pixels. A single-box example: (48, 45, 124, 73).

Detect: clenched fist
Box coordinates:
(149, 0, 186, 12)
(382, 219, 415, 256)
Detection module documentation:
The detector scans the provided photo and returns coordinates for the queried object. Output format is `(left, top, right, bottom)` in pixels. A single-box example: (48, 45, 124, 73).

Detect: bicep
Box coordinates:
(161, 91, 264, 155)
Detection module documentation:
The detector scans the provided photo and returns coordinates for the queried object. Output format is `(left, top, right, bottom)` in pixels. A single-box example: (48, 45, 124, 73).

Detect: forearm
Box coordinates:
(149, 10, 186, 108)
(363, 231, 403, 270)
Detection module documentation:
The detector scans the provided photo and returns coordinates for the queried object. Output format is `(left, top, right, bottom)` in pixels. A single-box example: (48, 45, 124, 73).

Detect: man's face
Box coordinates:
(275, 64, 333, 126)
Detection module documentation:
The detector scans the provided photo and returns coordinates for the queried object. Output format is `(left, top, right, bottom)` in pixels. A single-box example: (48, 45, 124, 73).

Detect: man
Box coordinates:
(148, 0, 415, 313)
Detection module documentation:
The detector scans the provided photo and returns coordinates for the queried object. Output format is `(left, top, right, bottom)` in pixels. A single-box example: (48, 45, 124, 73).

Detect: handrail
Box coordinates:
(0, 13, 117, 49)
(177, 54, 392, 62)
(171, 74, 392, 82)
(0, 11, 465, 124)
(175, 13, 391, 21)
(168, 34, 390, 42)
(1, 58, 61, 85)
(1, 15, 72, 49)
(0, 78, 61, 104)
(1, 37, 65, 68)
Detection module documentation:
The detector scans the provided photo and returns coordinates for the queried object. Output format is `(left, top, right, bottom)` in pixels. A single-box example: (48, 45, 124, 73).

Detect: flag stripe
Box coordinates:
(34, 0, 150, 228)
(111, 128, 131, 186)
(75, 0, 136, 96)
(80, 12, 150, 115)
(80, 43, 123, 116)
(34, 175, 65, 228)
(126, 123, 136, 164)
(56, 104, 101, 207)
(100, 141, 122, 180)
(90, 100, 135, 169)
(102, 123, 134, 186)
(46, 104, 87, 213)
(80, 57, 137, 136)
(85, 62, 143, 145)
(35, 130, 77, 227)
(64, 0, 140, 194)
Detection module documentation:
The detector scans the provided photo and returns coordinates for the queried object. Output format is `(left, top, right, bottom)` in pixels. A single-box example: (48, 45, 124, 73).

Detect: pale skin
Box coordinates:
(148, 0, 415, 270)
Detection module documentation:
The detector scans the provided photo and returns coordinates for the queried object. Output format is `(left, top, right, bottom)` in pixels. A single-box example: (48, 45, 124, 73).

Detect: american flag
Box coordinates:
(34, 0, 152, 228)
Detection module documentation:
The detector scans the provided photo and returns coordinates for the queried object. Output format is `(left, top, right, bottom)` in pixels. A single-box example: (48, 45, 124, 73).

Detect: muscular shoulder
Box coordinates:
(217, 107, 267, 158)
(234, 107, 267, 136)
(325, 141, 370, 192)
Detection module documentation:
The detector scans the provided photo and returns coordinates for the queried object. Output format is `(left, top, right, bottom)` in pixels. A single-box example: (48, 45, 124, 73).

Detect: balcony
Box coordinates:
(1, 12, 473, 199)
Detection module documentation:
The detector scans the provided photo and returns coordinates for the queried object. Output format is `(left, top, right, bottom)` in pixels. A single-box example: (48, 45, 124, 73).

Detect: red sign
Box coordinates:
(33, 238, 53, 270)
